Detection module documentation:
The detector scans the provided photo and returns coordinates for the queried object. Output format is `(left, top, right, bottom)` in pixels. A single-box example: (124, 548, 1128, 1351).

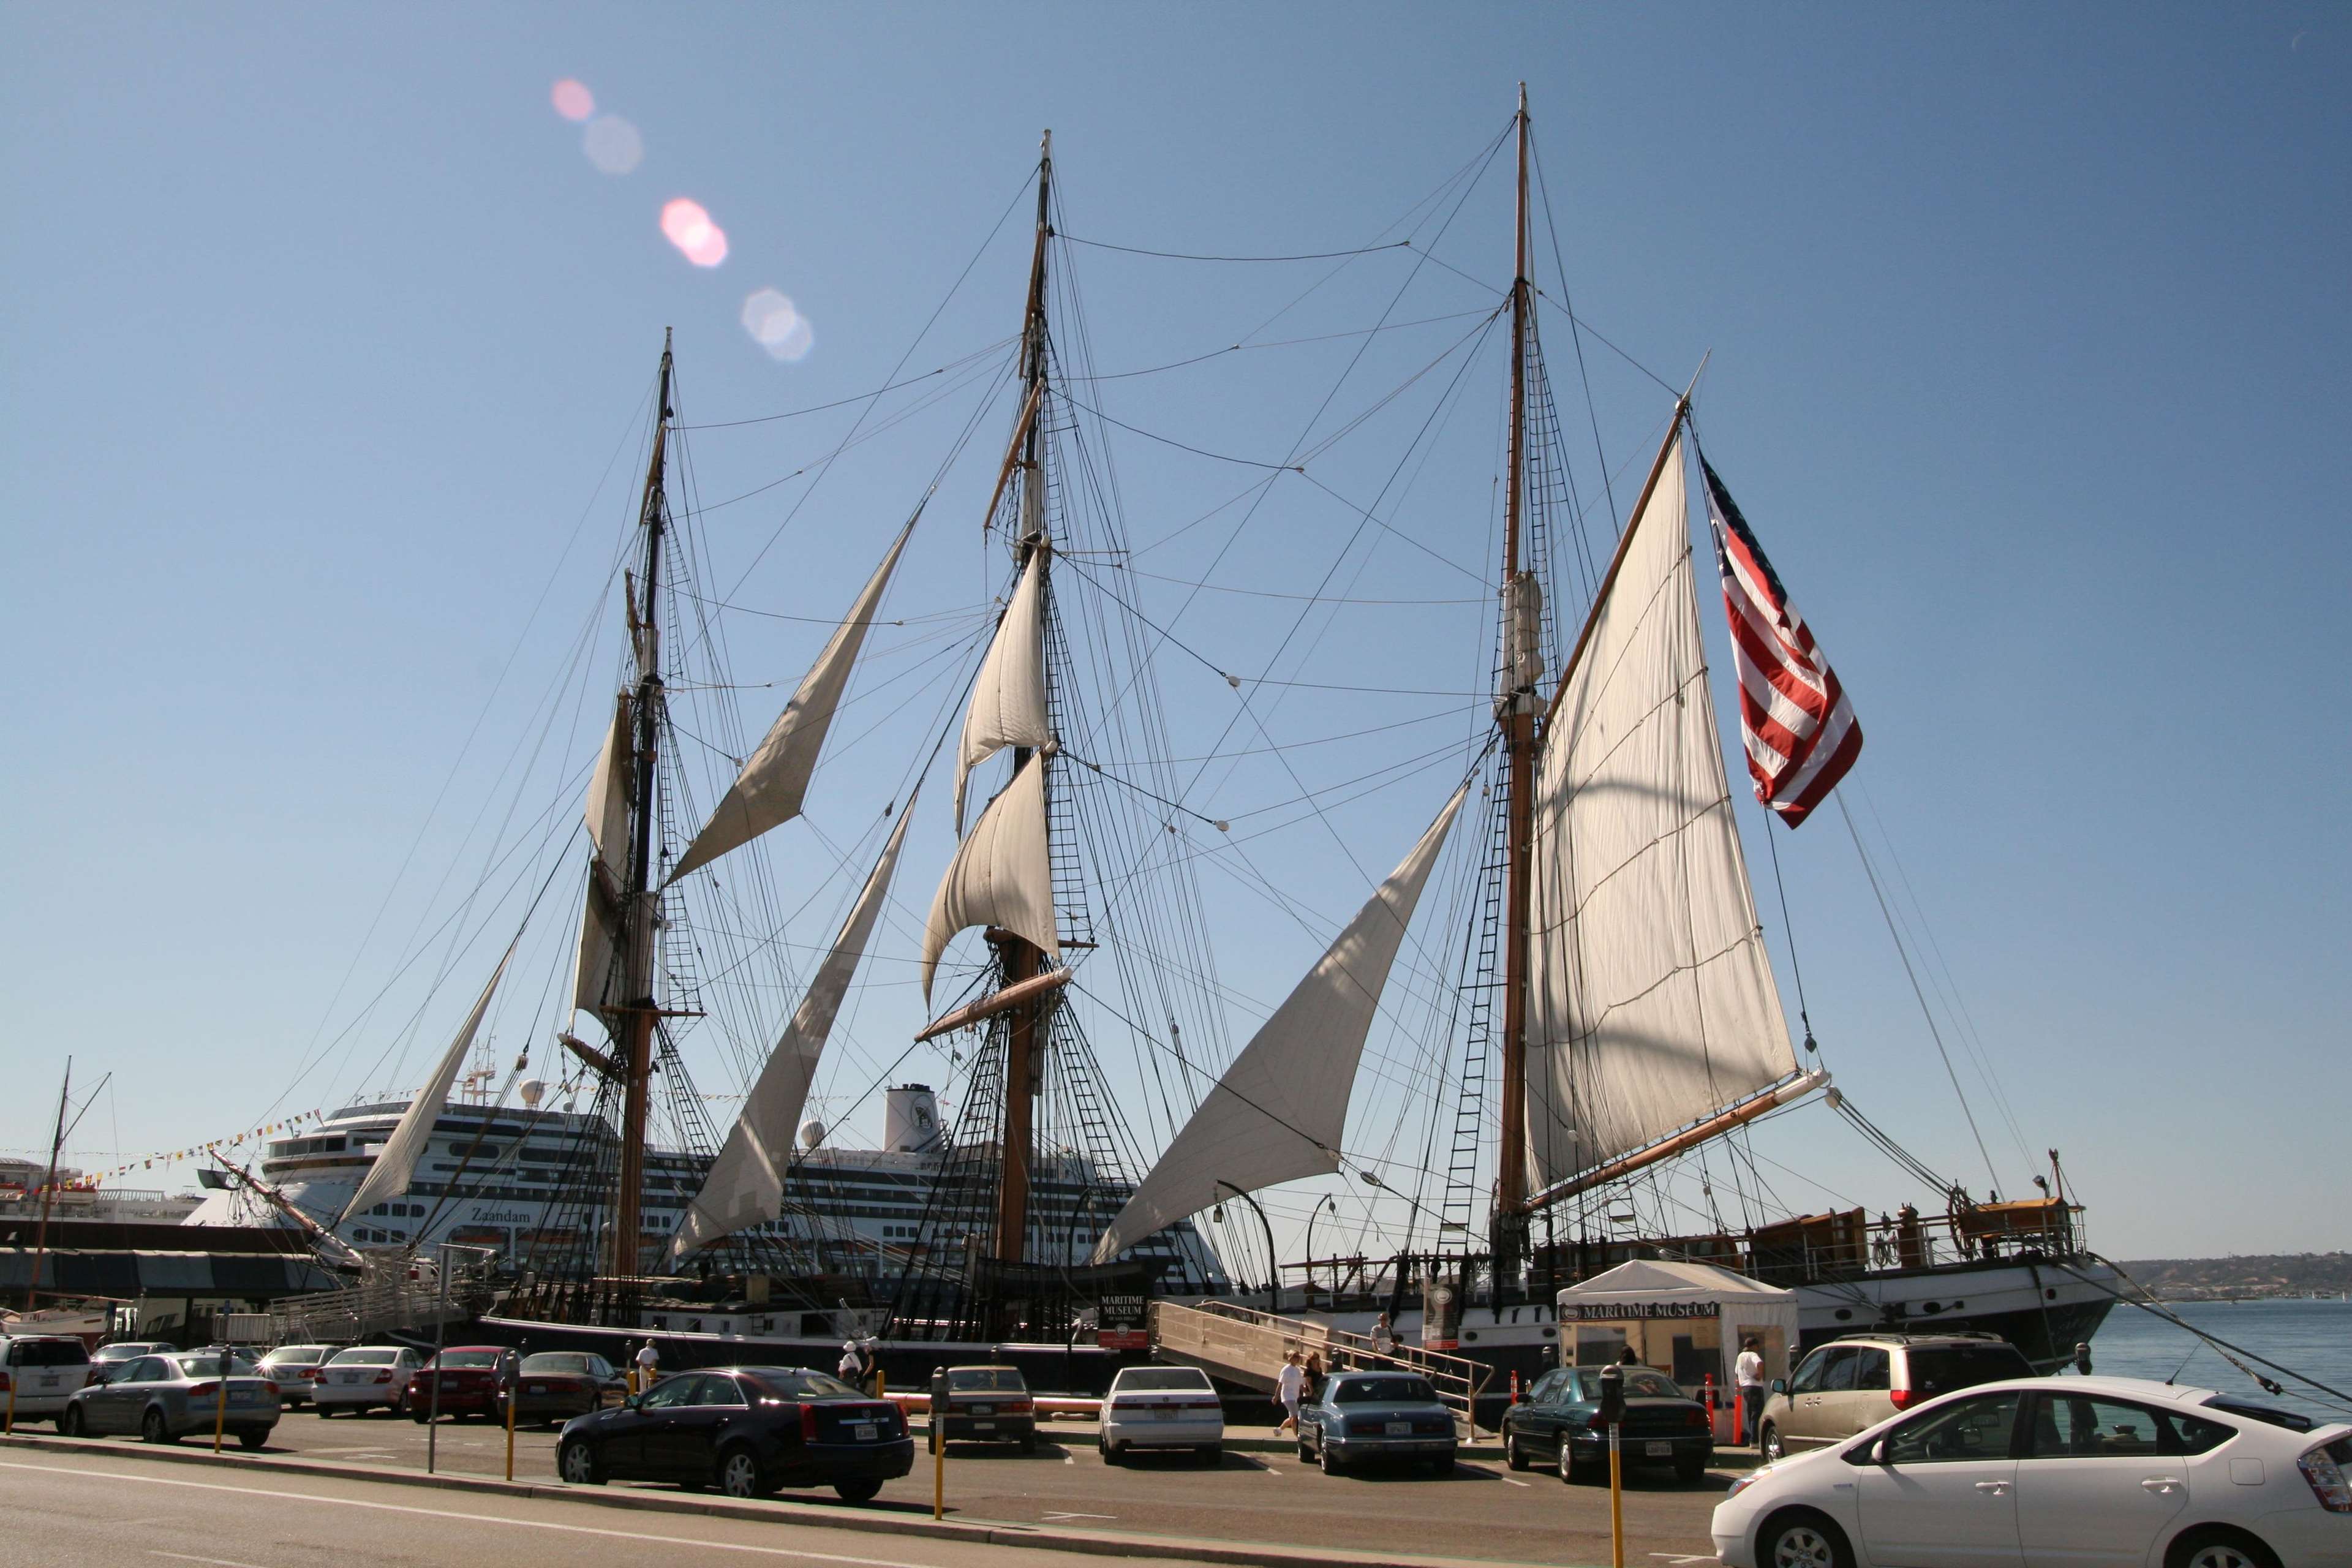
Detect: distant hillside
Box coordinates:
(2119, 1253, 2352, 1301)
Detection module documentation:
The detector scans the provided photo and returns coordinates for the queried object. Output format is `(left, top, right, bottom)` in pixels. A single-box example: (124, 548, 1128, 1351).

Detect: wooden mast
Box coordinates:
(22, 1060, 70, 1312)
(990, 130, 1054, 1277)
(611, 331, 674, 1283)
(1492, 85, 1536, 1282)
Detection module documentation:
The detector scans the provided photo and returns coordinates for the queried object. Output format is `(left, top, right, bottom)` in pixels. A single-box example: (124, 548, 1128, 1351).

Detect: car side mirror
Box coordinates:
(1843, 1437, 1888, 1467)
(1770, 1378, 1787, 1395)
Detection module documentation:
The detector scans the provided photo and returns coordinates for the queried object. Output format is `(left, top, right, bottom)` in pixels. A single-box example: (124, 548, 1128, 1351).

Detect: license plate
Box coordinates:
(38, 1376, 59, 1389)
(529, 1384, 548, 1394)
(1153, 1407, 1182, 1419)
(230, 1390, 259, 1404)
(970, 1404, 993, 1416)
(851, 1422, 878, 1442)
(1645, 1441, 1673, 1457)
(972, 1420, 995, 1430)
(1385, 1420, 1411, 1434)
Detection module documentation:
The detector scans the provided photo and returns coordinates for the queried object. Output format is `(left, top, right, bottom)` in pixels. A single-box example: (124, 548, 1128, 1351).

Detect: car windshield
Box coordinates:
(436, 1351, 503, 1369)
(1114, 1369, 1210, 1392)
(738, 1368, 859, 1399)
(522, 1354, 600, 1376)
(94, 1344, 156, 1362)
(1904, 1344, 2031, 1396)
(949, 1368, 1026, 1392)
(1333, 1377, 1438, 1404)
(332, 1350, 400, 1366)
(168, 1354, 238, 1378)
(262, 1348, 328, 1366)
(7, 1339, 91, 1367)
(1569, 1369, 1681, 1400)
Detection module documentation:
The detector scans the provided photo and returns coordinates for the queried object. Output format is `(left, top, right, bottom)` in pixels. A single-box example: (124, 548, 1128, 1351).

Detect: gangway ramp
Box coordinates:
(1149, 1300, 1492, 1430)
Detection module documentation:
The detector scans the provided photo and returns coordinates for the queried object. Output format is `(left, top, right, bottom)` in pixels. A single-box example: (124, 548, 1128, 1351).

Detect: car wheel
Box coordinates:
(2166, 1528, 2283, 1568)
(238, 1430, 267, 1451)
(59, 1406, 86, 1438)
(141, 1408, 174, 1446)
(1297, 1436, 1314, 1463)
(1673, 1453, 1708, 1483)
(1099, 1438, 1121, 1464)
(411, 1408, 430, 1424)
(1756, 1509, 1853, 1568)
(1019, 1434, 1038, 1454)
(834, 1479, 882, 1505)
(1197, 1444, 1221, 1464)
(1504, 1433, 1529, 1472)
(717, 1446, 771, 1499)
(1758, 1420, 1785, 1462)
(1318, 1439, 1342, 1475)
(558, 1439, 605, 1486)
(316, 1405, 334, 1418)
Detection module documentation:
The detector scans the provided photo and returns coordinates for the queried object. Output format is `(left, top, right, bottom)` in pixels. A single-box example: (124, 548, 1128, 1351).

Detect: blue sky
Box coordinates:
(4, 4, 2343, 1262)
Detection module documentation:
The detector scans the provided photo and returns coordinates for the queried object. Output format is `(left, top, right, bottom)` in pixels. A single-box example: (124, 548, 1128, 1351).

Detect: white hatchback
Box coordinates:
(1711, 1374, 2351, 1568)
(312, 1346, 422, 1416)
(1099, 1365, 1224, 1463)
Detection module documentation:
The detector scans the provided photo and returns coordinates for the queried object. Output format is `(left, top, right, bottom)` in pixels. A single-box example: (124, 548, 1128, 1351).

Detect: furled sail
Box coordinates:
(1523, 429, 1807, 1193)
(666, 517, 917, 884)
(344, 941, 516, 1221)
(919, 753, 1057, 1005)
(571, 693, 633, 1020)
(669, 805, 915, 1261)
(952, 543, 1050, 832)
(1088, 782, 1468, 1265)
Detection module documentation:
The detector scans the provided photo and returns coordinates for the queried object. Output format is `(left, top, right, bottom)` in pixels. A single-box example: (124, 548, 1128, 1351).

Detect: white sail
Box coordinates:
(667, 518, 916, 884)
(1089, 782, 1468, 1265)
(344, 941, 516, 1221)
(1523, 431, 1802, 1189)
(670, 806, 915, 1262)
(919, 753, 1057, 1005)
(571, 693, 633, 1019)
(952, 544, 1050, 832)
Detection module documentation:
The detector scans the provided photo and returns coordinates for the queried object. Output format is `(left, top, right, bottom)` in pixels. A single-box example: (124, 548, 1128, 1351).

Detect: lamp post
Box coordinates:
(1304, 1196, 1339, 1303)
(1213, 1182, 1278, 1311)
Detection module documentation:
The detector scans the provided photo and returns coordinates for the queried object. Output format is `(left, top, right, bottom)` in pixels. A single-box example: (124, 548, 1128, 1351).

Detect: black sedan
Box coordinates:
(556, 1365, 913, 1502)
(1498, 1366, 1713, 1483)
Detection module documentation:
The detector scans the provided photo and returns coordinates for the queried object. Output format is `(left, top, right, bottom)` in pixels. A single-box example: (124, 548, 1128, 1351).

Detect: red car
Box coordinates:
(407, 1347, 520, 1422)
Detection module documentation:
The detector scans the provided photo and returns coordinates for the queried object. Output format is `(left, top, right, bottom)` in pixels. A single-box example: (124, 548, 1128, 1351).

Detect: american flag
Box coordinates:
(1699, 453, 1861, 828)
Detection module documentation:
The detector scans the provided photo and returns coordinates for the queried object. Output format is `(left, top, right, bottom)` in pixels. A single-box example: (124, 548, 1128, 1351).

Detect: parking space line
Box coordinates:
(149, 1553, 270, 1568)
(1499, 1477, 1530, 1488)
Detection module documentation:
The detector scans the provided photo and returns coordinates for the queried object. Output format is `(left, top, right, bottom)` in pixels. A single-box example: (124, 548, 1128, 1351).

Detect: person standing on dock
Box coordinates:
(1734, 1336, 1765, 1443)
(634, 1339, 660, 1394)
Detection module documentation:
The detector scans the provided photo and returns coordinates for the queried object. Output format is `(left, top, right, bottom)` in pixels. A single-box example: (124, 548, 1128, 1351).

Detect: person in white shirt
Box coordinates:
(634, 1340, 660, 1393)
(1276, 1350, 1305, 1433)
(1733, 1336, 1765, 1442)
(837, 1340, 867, 1384)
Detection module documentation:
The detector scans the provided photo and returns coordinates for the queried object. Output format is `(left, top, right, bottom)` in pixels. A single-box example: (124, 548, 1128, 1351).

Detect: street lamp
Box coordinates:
(1304, 1195, 1340, 1302)
(1213, 1181, 1278, 1310)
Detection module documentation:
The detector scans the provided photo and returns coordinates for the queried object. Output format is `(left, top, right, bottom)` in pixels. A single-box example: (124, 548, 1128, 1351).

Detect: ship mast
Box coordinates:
(611, 331, 674, 1281)
(1491, 85, 1536, 1282)
(990, 131, 1054, 1275)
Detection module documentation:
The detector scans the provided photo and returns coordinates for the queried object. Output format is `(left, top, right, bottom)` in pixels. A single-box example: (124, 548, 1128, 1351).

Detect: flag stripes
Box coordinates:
(1699, 452, 1861, 827)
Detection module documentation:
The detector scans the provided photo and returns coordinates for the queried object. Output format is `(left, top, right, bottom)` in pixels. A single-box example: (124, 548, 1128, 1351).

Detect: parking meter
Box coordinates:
(929, 1366, 949, 1520)
(1597, 1364, 1626, 1568)
(1596, 1363, 1625, 1427)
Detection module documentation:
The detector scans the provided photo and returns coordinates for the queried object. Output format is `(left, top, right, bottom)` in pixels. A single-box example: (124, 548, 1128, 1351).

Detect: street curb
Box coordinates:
(0, 1433, 1595, 1568)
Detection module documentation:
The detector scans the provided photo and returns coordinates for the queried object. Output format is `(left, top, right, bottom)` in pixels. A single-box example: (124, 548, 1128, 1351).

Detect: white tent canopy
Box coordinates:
(1555, 1260, 1800, 1440)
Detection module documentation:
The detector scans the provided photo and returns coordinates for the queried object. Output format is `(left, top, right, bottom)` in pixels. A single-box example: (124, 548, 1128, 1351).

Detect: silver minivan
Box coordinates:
(1755, 1332, 2032, 1460)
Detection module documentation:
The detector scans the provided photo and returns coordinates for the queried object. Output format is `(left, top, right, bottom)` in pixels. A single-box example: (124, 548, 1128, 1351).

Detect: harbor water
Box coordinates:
(2090, 1297, 2352, 1426)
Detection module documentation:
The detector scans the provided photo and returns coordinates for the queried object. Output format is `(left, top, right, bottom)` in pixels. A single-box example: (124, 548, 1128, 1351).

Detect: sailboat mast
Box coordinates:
(992, 131, 1054, 1270)
(1493, 85, 1536, 1277)
(23, 1060, 70, 1311)
(612, 331, 674, 1281)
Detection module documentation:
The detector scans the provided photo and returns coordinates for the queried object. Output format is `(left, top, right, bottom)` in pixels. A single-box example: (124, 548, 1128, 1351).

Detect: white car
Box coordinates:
(254, 1344, 339, 1408)
(1099, 1365, 1224, 1463)
(1711, 1374, 2351, 1568)
(312, 1346, 422, 1416)
(1, 1335, 96, 1423)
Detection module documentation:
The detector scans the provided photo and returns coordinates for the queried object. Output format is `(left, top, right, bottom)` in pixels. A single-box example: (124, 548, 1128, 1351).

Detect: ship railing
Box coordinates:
(1746, 1200, 2081, 1287)
(1150, 1299, 1492, 1434)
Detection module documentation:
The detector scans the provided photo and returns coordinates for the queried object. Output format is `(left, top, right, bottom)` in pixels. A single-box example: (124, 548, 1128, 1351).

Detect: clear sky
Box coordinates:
(4, 4, 2345, 1264)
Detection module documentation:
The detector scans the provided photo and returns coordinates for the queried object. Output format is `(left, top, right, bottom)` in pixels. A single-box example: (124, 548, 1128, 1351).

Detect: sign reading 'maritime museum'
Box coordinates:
(1558, 1302, 1721, 1321)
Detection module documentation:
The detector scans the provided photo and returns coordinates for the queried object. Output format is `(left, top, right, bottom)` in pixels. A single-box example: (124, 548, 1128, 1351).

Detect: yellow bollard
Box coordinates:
(212, 1352, 232, 1454)
(504, 1380, 518, 1481)
(1608, 1425, 1624, 1568)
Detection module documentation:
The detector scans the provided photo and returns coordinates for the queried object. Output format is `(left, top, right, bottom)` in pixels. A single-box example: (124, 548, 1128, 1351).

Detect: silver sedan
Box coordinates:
(61, 1351, 281, 1447)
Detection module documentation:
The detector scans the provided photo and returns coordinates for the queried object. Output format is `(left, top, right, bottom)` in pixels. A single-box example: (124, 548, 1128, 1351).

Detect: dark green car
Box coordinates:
(1498, 1366, 1713, 1483)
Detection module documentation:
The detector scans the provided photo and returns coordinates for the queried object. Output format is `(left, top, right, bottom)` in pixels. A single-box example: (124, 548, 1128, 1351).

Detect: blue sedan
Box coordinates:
(1297, 1371, 1460, 1476)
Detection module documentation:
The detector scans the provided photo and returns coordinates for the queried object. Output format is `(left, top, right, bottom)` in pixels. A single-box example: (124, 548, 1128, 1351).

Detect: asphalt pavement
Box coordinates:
(3, 1408, 1730, 1566)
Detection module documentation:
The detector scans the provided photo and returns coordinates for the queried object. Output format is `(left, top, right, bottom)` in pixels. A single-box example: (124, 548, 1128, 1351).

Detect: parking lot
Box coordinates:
(114, 1406, 1732, 1565)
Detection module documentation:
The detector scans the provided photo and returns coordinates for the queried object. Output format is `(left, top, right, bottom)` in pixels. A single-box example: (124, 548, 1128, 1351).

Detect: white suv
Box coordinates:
(1099, 1365, 1224, 1463)
(1, 1335, 96, 1425)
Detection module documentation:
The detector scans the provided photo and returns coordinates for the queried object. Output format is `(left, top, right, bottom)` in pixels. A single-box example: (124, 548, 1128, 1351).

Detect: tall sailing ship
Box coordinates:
(194, 93, 2115, 1379)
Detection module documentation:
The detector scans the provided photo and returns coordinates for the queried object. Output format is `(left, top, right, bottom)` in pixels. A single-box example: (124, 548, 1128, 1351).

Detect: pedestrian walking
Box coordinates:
(634, 1338, 660, 1394)
(1275, 1350, 1304, 1433)
(837, 1338, 867, 1383)
(1302, 1350, 1324, 1401)
(1734, 1336, 1765, 1444)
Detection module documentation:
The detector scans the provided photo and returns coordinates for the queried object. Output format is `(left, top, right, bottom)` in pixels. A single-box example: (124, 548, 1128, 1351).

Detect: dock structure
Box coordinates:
(1149, 1301, 1493, 1431)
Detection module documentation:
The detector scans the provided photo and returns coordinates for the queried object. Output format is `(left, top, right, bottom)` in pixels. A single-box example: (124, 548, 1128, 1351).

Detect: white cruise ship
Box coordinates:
(183, 1082, 1227, 1297)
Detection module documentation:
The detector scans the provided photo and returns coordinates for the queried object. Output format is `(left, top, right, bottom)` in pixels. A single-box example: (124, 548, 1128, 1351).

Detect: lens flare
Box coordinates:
(661, 198, 728, 267)
(741, 289, 815, 361)
(584, 114, 644, 176)
(551, 79, 595, 121)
